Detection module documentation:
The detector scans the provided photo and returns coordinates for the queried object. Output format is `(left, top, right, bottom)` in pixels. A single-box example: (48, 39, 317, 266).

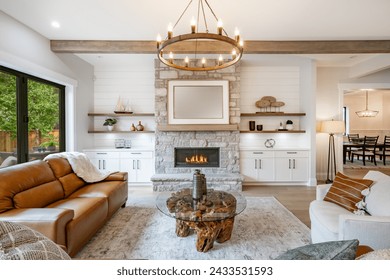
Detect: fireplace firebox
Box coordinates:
(174, 147, 220, 168)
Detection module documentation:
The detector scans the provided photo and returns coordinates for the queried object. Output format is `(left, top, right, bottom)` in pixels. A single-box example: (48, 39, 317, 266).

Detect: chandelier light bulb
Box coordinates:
(167, 23, 173, 39)
(184, 56, 189, 67)
(234, 27, 240, 42)
(191, 17, 196, 33)
(239, 40, 244, 47)
(232, 49, 237, 59)
(156, 34, 162, 49)
(201, 57, 206, 67)
(217, 19, 223, 35)
(218, 55, 223, 66)
(169, 51, 174, 63)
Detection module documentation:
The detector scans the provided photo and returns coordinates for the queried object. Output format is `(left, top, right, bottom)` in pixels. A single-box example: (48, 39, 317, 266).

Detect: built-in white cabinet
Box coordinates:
(84, 151, 120, 172)
(83, 149, 154, 184)
(119, 151, 154, 183)
(274, 151, 309, 182)
(240, 151, 275, 181)
(240, 149, 309, 184)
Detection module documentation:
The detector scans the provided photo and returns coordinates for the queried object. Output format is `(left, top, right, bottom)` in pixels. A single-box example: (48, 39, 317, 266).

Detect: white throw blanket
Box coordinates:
(44, 152, 113, 183)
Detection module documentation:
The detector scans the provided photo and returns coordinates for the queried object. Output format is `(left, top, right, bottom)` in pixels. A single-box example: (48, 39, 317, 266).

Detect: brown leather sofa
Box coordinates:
(0, 158, 128, 257)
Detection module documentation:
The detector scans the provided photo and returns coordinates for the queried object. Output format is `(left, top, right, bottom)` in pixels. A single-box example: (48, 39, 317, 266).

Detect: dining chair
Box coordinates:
(347, 134, 360, 160)
(351, 136, 379, 165)
(379, 136, 390, 165)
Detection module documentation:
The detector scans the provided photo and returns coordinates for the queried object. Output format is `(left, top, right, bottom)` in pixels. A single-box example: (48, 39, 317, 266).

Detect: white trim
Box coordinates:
(168, 80, 229, 124)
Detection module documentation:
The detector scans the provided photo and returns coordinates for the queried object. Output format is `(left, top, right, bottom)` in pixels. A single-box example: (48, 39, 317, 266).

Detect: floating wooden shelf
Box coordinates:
(158, 124, 238, 132)
(240, 130, 306, 133)
(88, 113, 154, 117)
(241, 112, 306, 117)
(88, 130, 155, 134)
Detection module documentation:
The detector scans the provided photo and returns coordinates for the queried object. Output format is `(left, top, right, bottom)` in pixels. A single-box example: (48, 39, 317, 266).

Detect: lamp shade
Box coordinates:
(320, 120, 345, 134)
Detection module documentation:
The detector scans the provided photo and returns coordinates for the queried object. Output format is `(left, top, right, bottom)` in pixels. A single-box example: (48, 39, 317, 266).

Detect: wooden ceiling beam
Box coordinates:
(50, 40, 390, 54)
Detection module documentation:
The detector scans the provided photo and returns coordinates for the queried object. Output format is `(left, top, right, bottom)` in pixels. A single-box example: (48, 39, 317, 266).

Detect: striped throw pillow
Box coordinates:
(324, 172, 373, 213)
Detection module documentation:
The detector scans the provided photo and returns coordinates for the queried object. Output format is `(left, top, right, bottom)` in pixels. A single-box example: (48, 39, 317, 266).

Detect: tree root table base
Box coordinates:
(176, 217, 235, 252)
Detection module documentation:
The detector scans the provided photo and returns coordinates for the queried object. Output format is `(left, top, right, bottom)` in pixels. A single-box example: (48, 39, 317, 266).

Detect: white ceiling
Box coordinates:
(1, 0, 390, 66)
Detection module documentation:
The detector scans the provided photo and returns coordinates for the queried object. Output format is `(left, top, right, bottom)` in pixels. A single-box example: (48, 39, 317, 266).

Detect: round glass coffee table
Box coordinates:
(156, 188, 247, 252)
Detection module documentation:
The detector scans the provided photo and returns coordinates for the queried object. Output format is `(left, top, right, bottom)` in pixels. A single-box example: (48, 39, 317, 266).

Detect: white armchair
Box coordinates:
(309, 171, 390, 250)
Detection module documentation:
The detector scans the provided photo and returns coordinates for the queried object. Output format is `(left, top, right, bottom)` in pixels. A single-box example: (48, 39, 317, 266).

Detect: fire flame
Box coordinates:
(185, 154, 208, 164)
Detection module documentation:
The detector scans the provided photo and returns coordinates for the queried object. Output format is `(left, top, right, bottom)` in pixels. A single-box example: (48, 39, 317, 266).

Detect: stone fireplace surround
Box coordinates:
(152, 59, 242, 191)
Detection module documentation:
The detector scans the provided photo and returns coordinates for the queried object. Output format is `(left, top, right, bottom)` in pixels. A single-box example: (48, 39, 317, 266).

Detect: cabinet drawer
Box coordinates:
(84, 151, 120, 159)
(120, 151, 153, 159)
(274, 151, 309, 158)
(241, 151, 274, 158)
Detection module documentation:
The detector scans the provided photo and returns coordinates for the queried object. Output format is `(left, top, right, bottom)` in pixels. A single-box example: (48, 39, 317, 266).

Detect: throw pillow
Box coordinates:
(324, 172, 373, 213)
(275, 239, 359, 260)
(0, 221, 71, 260)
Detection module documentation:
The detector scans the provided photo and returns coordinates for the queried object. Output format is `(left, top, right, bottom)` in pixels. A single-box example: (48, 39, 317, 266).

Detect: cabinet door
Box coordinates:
(101, 158, 120, 172)
(274, 158, 292, 181)
(291, 157, 308, 181)
(240, 157, 258, 182)
(120, 159, 138, 182)
(256, 157, 275, 181)
(136, 158, 154, 183)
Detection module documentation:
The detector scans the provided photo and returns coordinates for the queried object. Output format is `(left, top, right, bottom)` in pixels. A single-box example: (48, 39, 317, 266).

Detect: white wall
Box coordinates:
(0, 11, 94, 152)
(316, 67, 349, 180)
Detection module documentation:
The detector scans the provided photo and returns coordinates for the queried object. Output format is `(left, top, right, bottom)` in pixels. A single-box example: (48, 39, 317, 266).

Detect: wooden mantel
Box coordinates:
(157, 124, 238, 132)
(50, 40, 390, 54)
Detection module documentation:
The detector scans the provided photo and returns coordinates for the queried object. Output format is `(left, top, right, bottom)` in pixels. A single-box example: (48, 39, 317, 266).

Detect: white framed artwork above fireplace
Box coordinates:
(168, 80, 229, 124)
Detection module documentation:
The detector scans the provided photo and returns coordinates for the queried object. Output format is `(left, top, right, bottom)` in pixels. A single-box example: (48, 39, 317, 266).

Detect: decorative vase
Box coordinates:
(286, 124, 294, 130)
(107, 125, 114, 131)
(249, 121, 255, 131)
(136, 121, 144, 131)
(130, 123, 136, 131)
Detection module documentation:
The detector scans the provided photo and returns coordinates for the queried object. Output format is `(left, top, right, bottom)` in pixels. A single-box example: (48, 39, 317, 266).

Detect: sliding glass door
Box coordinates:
(0, 66, 65, 168)
(0, 69, 18, 168)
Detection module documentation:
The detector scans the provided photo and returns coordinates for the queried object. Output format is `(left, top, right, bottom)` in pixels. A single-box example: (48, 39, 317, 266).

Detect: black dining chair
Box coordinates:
(379, 136, 390, 165)
(351, 136, 379, 165)
(347, 133, 360, 160)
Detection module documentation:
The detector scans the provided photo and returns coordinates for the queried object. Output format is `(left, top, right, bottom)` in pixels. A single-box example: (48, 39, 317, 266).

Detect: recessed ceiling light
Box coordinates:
(51, 21, 60, 28)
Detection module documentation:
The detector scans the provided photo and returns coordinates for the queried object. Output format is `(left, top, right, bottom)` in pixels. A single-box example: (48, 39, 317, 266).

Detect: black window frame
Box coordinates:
(0, 65, 66, 164)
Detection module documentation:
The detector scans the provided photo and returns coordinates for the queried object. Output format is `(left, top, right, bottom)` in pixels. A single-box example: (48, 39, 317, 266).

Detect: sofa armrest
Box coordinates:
(339, 214, 390, 250)
(316, 184, 332, 200)
(103, 171, 128, 181)
(0, 208, 74, 247)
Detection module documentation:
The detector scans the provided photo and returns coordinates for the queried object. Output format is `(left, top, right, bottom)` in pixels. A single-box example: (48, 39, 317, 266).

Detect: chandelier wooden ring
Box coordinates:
(158, 33, 243, 71)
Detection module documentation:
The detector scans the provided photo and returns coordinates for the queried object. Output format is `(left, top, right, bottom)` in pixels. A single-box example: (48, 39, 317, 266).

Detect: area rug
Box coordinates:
(75, 196, 311, 260)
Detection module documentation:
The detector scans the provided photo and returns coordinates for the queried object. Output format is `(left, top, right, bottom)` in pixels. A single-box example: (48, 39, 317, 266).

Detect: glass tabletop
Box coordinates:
(156, 188, 247, 222)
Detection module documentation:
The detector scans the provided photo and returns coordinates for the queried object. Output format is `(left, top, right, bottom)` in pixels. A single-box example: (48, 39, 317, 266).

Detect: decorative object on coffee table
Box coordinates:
(157, 188, 246, 252)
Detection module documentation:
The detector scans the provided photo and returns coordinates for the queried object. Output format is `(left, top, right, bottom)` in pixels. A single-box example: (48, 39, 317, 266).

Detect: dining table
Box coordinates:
(343, 141, 385, 164)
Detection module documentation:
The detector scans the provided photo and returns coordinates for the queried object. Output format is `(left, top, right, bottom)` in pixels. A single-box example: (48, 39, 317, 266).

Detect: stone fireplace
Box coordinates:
(152, 59, 242, 191)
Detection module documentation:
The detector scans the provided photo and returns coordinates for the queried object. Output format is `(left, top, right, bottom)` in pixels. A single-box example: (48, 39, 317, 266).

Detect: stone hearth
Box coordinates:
(152, 59, 242, 191)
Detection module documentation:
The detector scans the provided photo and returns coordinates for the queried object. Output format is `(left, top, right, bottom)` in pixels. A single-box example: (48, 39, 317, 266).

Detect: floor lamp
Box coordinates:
(321, 120, 345, 183)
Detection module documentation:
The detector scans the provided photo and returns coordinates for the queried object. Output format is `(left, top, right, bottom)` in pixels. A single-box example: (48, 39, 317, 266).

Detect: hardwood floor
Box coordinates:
(242, 185, 316, 228)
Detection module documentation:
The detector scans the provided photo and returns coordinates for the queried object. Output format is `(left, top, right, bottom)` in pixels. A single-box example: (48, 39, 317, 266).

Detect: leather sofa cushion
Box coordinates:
(70, 180, 128, 217)
(0, 161, 63, 213)
(47, 197, 108, 256)
(46, 157, 86, 197)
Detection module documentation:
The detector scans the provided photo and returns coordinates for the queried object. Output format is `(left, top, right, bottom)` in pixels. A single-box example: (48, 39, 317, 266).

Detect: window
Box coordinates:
(0, 66, 65, 168)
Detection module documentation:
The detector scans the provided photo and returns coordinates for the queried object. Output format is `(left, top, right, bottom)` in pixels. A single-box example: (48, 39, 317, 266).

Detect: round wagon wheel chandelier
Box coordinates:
(156, 0, 244, 71)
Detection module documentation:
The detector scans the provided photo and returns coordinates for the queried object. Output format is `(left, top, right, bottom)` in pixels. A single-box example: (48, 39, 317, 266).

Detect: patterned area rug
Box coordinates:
(76, 196, 311, 260)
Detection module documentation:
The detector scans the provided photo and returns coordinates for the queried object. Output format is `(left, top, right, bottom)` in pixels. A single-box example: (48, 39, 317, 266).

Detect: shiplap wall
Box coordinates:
(92, 57, 156, 148)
